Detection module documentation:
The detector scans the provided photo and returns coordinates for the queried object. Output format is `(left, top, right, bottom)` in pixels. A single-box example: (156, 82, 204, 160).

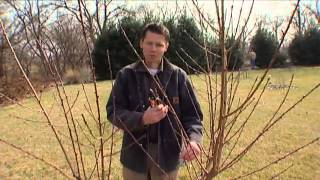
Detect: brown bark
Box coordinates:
(0, 45, 4, 78)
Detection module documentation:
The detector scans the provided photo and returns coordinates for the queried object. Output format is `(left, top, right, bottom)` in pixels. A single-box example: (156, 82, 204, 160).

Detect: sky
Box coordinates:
(2, 0, 317, 21)
(3, 0, 317, 24)
(124, 0, 315, 17)
(122, 0, 318, 41)
(2, 0, 318, 42)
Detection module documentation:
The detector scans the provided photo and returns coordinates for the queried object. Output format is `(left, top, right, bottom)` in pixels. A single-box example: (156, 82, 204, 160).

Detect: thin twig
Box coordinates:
(269, 164, 294, 180)
(233, 137, 319, 179)
(1, 19, 76, 178)
(78, 0, 104, 178)
(221, 81, 320, 173)
(0, 138, 73, 179)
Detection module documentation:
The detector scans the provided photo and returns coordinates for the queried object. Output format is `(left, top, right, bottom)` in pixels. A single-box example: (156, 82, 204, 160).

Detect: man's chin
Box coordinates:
(146, 58, 161, 62)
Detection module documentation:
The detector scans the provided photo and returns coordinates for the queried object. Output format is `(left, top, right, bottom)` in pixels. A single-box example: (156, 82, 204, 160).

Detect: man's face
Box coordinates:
(140, 31, 169, 64)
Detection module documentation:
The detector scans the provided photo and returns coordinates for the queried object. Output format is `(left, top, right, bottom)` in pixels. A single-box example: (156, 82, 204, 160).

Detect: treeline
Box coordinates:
(251, 21, 320, 69)
(93, 10, 247, 80)
(93, 10, 320, 80)
(1, 1, 319, 87)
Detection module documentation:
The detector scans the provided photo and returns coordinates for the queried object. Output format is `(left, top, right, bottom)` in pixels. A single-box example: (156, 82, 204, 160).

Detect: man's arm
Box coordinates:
(179, 70, 203, 144)
(178, 70, 203, 161)
(106, 70, 145, 132)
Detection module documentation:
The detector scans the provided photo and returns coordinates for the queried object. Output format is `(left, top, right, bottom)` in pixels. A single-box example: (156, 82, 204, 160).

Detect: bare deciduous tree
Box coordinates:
(0, 0, 319, 179)
(52, 0, 129, 44)
(46, 15, 88, 74)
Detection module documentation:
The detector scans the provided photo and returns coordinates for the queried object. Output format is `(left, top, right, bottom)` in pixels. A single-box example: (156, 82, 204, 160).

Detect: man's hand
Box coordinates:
(142, 104, 168, 125)
(180, 141, 201, 161)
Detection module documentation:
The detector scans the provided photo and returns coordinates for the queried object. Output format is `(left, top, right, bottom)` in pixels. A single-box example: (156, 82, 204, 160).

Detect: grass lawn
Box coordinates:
(0, 66, 319, 179)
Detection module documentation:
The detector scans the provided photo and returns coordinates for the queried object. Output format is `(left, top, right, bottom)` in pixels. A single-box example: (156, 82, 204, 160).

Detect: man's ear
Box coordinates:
(164, 42, 169, 52)
(139, 40, 143, 49)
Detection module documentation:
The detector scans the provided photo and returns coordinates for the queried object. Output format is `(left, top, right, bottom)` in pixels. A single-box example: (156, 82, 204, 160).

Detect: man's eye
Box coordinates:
(156, 43, 164, 47)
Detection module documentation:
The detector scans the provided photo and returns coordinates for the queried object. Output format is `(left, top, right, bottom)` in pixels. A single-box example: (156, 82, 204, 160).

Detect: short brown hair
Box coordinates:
(140, 23, 170, 42)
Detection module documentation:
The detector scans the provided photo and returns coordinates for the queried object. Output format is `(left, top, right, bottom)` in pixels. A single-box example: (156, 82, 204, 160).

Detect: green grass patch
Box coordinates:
(0, 67, 319, 179)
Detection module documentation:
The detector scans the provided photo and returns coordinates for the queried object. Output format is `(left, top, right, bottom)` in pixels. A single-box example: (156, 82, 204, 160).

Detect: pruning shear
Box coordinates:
(149, 88, 164, 108)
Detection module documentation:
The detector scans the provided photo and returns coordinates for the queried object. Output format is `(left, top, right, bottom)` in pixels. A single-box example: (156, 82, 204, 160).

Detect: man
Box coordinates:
(106, 23, 203, 180)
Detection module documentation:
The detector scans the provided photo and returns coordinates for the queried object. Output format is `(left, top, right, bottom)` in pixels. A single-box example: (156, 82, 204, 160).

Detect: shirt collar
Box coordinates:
(135, 58, 164, 72)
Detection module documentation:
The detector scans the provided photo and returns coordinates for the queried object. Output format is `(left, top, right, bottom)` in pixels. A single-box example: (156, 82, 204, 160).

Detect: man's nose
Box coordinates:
(150, 44, 156, 51)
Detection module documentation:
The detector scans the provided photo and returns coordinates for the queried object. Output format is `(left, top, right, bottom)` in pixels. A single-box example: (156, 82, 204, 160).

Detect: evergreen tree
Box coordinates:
(93, 16, 143, 80)
(251, 27, 279, 68)
(289, 27, 320, 65)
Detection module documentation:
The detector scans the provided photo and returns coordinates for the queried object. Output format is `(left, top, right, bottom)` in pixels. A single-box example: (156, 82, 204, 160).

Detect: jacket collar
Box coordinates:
(133, 58, 173, 74)
(134, 59, 162, 72)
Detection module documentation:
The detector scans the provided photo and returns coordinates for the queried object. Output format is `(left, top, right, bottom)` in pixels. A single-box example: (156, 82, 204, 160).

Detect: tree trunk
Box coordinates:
(0, 45, 4, 78)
